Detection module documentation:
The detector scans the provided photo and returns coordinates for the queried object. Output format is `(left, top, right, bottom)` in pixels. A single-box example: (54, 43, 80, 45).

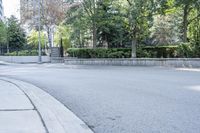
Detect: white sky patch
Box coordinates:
(3, 0, 20, 19)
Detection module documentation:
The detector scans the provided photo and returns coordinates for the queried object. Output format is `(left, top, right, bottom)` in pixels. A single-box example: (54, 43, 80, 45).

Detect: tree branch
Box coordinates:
(126, 0, 132, 6)
(188, 13, 200, 25)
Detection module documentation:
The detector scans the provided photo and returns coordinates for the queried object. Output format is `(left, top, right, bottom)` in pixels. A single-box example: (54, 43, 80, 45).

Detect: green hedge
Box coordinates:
(67, 43, 200, 58)
(139, 45, 178, 58)
(67, 48, 131, 58)
(5, 50, 46, 56)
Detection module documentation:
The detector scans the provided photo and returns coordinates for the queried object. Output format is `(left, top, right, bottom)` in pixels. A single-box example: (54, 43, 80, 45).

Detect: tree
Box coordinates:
(54, 24, 71, 51)
(162, 0, 200, 42)
(27, 29, 47, 49)
(65, 0, 131, 48)
(41, 0, 65, 48)
(126, 0, 157, 57)
(0, 22, 7, 54)
(7, 16, 26, 51)
(65, 1, 91, 48)
(63, 0, 199, 57)
(21, 0, 65, 49)
(95, 0, 129, 48)
(0, 21, 7, 45)
(150, 14, 181, 45)
(82, 0, 98, 48)
(176, 0, 200, 42)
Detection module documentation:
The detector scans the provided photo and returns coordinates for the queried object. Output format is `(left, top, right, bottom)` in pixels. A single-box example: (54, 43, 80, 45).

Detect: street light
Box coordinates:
(38, 0, 42, 63)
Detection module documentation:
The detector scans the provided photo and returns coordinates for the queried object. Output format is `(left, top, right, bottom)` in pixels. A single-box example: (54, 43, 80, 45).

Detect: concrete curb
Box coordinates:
(0, 61, 9, 65)
(0, 77, 94, 133)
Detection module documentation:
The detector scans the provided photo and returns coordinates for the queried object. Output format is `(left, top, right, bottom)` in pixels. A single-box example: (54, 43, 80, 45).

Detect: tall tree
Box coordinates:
(0, 21, 7, 45)
(21, 0, 65, 49)
(27, 29, 47, 49)
(126, 0, 156, 57)
(41, 0, 65, 48)
(150, 14, 181, 45)
(7, 16, 26, 51)
(54, 24, 71, 51)
(65, 1, 90, 48)
(0, 21, 7, 54)
(81, 0, 98, 48)
(96, 0, 129, 48)
(164, 0, 200, 42)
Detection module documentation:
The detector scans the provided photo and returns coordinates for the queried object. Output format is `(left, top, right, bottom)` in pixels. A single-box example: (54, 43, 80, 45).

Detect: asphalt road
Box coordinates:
(0, 63, 200, 133)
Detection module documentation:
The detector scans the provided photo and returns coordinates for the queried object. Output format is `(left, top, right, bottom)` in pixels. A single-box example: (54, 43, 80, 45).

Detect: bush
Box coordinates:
(136, 47, 151, 58)
(142, 45, 178, 58)
(67, 48, 132, 58)
(193, 42, 200, 57)
(176, 43, 195, 58)
(67, 44, 200, 58)
(5, 50, 46, 56)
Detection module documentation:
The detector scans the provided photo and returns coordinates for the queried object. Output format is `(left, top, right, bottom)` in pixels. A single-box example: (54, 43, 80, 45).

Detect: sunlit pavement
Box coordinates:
(1, 63, 200, 133)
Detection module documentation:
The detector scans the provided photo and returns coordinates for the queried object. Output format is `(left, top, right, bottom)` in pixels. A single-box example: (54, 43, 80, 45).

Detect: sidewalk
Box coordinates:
(0, 78, 93, 133)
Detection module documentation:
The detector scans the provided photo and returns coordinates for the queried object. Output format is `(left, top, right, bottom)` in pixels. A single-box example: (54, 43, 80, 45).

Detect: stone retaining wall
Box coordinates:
(64, 58, 200, 68)
(0, 56, 50, 63)
(51, 57, 64, 63)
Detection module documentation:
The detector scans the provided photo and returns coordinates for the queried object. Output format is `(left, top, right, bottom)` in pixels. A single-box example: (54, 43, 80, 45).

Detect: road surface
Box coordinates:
(0, 63, 200, 133)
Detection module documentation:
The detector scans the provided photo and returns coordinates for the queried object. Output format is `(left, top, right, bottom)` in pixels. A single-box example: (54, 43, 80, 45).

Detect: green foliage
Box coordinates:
(63, 0, 200, 54)
(5, 50, 46, 56)
(9, 0, 198, 58)
(65, 3, 90, 48)
(67, 48, 132, 58)
(54, 24, 71, 51)
(7, 16, 27, 50)
(95, 0, 129, 47)
(150, 14, 181, 45)
(0, 22, 7, 45)
(27, 30, 47, 49)
(141, 45, 178, 58)
(67, 44, 200, 58)
(136, 47, 151, 58)
(176, 43, 196, 58)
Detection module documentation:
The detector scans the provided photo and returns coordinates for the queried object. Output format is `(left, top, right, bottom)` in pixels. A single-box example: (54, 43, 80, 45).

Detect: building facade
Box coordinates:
(0, 0, 4, 21)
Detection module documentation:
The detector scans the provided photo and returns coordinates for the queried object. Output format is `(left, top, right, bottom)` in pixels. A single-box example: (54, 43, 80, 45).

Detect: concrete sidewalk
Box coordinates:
(0, 78, 93, 133)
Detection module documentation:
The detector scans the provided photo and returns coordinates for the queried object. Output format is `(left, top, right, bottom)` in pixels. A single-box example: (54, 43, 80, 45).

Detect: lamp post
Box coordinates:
(38, 0, 42, 63)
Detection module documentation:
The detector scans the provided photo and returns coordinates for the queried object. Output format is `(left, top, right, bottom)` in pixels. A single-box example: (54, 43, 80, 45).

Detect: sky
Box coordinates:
(2, 0, 20, 19)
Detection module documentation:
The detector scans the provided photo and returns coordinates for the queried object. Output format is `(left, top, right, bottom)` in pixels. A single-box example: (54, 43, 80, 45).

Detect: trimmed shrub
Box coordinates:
(142, 45, 178, 58)
(67, 44, 200, 58)
(176, 43, 195, 58)
(136, 47, 151, 58)
(67, 48, 132, 58)
(5, 50, 46, 56)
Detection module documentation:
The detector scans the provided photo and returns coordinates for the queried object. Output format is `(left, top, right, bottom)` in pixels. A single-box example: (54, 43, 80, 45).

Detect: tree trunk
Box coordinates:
(47, 27, 52, 56)
(131, 26, 137, 58)
(7, 43, 9, 53)
(103, 35, 108, 48)
(47, 28, 52, 48)
(92, 0, 97, 48)
(78, 30, 82, 48)
(183, 4, 189, 42)
(131, 39, 136, 58)
(92, 21, 97, 48)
